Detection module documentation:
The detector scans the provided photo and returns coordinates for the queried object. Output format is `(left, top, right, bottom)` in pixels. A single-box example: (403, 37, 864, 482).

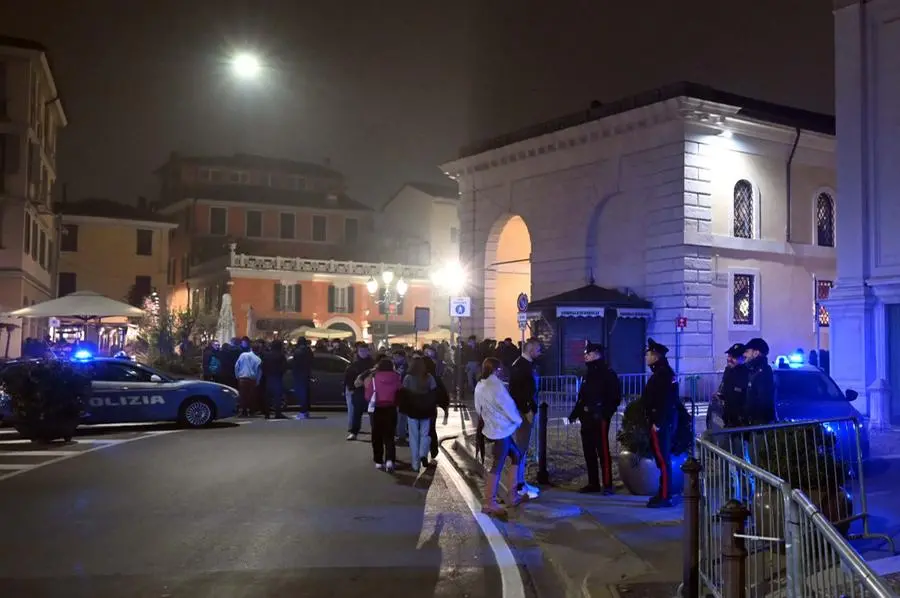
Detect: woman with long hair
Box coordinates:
(399, 355, 437, 472)
(474, 357, 524, 516)
(366, 358, 402, 472)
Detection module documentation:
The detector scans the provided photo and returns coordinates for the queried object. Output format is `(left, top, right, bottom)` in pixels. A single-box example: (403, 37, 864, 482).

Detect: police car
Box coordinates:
(707, 353, 869, 459)
(0, 354, 239, 429)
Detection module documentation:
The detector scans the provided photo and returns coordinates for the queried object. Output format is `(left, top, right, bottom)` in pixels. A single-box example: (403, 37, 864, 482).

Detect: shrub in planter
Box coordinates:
(1, 359, 90, 443)
(616, 397, 693, 496)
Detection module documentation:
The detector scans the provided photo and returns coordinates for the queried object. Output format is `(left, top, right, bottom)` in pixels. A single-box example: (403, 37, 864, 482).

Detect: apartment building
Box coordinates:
(0, 36, 67, 351)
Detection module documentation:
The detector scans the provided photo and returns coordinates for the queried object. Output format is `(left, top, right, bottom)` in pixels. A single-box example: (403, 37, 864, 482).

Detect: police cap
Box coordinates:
(584, 342, 605, 355)
(744, 338, 770, 355)
(725, 343, 746, 358)
(646, 338, 669, 356)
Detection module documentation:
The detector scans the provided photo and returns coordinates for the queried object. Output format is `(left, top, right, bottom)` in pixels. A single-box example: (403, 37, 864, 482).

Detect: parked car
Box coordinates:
(706, 362, 869, 460)
(284, 352, 350, 408)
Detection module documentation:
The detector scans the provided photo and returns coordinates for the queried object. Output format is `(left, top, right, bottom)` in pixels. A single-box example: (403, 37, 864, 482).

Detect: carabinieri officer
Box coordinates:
(569, 343, 621, 494)
(642, 338, 679, 508)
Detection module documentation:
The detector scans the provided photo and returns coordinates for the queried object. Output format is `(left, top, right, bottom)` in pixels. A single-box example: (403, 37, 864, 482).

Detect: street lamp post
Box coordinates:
(367, 270, 408, 348)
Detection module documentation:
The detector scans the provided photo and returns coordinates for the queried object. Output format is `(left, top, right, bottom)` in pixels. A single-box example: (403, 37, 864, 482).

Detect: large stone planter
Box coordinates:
(15, 419, 79, 444)
(752, 486, 853, 541)
(617, 450, 688, 496)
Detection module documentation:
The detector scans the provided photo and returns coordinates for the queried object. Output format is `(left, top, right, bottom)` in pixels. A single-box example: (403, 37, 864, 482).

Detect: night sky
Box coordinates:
(2, 0, 834, 207)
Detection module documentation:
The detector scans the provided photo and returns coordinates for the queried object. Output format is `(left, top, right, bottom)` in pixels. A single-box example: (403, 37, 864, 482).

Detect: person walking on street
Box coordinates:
(474, 357, 524, 517)
(642, 338, 679, 508)
(463, 336, 481, 396)
(261, 339, 289, 419)
(366, 358, 402, 472)
(399, 356, 438, 473)
(743, 338, 776, 425)
(291, 338, 314, 419)
(344, 342, 375, 440)
(569, 343, 621, 494)
(393, 350, 410, 446)
(235, 338, 262, 417)
(423, 346, 451, 461)
(508, 339, 542, 501)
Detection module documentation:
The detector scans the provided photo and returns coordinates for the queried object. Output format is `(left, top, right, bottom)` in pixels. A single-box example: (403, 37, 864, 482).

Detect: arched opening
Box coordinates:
(321, 316, 361, 341)
(484, 214, 531, 340)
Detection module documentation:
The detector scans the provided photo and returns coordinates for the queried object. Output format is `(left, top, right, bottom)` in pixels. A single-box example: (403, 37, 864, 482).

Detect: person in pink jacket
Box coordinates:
(365, 358, 402, 472)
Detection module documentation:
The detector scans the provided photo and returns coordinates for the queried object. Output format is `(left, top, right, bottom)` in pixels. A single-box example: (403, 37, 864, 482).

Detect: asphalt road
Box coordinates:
(0, 415, 507, 598)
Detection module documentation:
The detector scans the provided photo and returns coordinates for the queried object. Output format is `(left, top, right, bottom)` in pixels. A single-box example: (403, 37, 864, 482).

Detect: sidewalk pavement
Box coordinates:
(448, 430, 684, 598)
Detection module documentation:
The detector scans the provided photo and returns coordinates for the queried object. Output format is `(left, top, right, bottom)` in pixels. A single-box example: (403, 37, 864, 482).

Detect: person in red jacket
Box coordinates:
(365, 358, 402, 472)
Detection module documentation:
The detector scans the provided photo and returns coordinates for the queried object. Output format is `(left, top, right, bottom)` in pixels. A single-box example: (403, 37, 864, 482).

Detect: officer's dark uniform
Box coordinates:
(743, 338, 776, 425)
(642, 338, 679, 508)
(569, 343, 621, 494)
(719, 343, 749, 427)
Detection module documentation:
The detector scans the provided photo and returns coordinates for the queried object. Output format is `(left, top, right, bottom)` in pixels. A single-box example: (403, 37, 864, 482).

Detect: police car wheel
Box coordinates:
(179, 397, 215, 428)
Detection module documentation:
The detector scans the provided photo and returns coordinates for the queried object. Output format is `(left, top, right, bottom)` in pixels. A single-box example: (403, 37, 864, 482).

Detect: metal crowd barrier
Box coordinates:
(689, 437, 896, 598)
(529, 372, 721, 480)
(704, 417, 893, 553)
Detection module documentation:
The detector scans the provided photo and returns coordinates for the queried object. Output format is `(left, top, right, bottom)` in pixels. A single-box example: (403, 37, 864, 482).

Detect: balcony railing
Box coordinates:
(227, 243, 431, 280)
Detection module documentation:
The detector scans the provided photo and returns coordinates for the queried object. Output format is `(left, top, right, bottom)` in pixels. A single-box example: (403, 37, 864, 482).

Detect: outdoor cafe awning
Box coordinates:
(5, 291, 145, 320)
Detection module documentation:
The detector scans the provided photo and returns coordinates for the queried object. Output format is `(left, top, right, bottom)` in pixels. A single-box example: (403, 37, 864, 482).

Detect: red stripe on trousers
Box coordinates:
(649, 426, 669, 499)
(601, 419, 611, 488)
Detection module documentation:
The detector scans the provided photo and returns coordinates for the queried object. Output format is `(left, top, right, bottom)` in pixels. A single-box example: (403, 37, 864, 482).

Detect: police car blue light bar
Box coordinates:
(788, 352, 804, 365)
(72, 349, 93, 361)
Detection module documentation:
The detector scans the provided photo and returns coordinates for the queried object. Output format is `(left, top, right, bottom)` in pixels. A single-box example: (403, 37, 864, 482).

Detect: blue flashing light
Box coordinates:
(788, 352, 804, 365)
(72, 349, 93, 361)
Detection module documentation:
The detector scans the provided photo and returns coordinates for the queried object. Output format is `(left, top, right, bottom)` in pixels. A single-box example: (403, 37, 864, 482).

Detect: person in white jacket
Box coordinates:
(474, 357, 524, 516)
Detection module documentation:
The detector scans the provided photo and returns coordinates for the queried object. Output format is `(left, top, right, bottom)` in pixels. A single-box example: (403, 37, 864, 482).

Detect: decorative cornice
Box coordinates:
(442, 96, 835, 180)
(227, 243, 430, 281)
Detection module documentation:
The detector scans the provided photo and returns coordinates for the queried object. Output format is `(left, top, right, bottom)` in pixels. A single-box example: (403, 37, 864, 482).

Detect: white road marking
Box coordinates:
(0, 450, 80, 457)
(0, 430, 179, 482)
(438, 447, 526, 598)
(0, 464, 30, 470)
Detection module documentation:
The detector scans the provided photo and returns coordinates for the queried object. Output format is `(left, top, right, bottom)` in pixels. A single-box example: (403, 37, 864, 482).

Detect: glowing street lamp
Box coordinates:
(367, 270, 407, 346)
(431, 261, 468, 296)
(230, 52, 262, 80)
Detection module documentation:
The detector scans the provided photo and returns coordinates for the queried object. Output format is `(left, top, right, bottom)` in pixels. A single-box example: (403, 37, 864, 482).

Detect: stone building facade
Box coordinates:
(442, 83, 837, 373)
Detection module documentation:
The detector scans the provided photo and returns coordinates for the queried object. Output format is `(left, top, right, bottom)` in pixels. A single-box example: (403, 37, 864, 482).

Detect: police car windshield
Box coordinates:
(774, 370, 848, 402)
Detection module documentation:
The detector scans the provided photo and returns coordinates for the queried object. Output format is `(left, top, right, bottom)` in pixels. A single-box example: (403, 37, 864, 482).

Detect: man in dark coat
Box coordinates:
(569, 343, 621, 494)
(642, 338, 679, 508)
(743, 338, 776, 425)
(508, 339, 542, 500)
(291, 338, 314, 419)
(718, 343, 750, 428)
(343, 342, 375, 440)
(261, 339, 289, 419)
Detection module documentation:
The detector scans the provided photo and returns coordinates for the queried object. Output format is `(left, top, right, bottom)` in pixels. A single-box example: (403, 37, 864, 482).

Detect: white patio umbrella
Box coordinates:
(287, 325, 353, 341)
(6, 291, 144, 319)
(215, 292, 236, 344)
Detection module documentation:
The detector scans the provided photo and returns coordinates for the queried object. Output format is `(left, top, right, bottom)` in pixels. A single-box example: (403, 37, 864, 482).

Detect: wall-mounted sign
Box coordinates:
(449, 296, 471, 318)
(517, 293, 529, 313)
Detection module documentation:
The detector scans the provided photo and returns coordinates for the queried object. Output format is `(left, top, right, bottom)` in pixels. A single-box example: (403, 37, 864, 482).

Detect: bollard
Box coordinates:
(719, 499, 750, 598)
(537, 402, 549, 484)
(681, 457, 702, 598)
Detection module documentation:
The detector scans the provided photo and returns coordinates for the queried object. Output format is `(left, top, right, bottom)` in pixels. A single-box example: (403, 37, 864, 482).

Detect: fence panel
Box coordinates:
(705, 417, 894, 552)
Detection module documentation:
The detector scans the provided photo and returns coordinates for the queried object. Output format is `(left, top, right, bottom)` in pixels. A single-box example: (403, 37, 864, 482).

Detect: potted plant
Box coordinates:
(616, 397, 693, 496)
(750, 425, 853, 538)
(1, 359, 90, 443)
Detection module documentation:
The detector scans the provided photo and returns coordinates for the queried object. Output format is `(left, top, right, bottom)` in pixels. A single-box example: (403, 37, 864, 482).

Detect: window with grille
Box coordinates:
(732, 273, 755, 326)
(817, 279, 833, 327)
(733, 180, 754, 239)
(816, 192, 835, 247)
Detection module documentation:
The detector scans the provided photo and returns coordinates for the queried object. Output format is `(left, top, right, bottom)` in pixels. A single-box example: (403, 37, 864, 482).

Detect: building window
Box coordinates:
(61, 223, 78, 252)
(450, 227, 459, 243)
(134, 275, 152, 301)
(58, 272, 76, 296)
(728, 269, 759, 330)
(274, 282, 302, 312)
(24, 212, 30, 252)
(328, 285, 355, 314)
(30, 220, 38, 260)
(246, 210, 262, 237)
(136, 229, 153, 256)
(209, 207, 227, 235)
(38, 229, 46, 268)
(280, 213, 295, 239)
(229, 170, 250, 184)
(287, 175, 302, 190)
(312, 215, 327, 242)
(209, 169, 226, 184)
(733, 180, 754, 239)
(816, 192, 835, 248)
(344, 218, 358, 244)
(817, 279, 833, 327)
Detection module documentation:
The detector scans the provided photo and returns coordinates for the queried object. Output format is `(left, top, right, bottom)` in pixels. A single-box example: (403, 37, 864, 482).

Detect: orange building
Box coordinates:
(153, 153, 433, 341)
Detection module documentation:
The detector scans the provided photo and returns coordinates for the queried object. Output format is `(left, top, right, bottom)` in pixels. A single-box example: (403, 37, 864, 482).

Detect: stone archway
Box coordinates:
(321, 316, 362, 341)
(484, 214, 532, 340)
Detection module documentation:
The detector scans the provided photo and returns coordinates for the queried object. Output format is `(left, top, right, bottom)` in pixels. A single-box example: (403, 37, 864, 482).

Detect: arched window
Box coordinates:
(816, 191, 835, 247)
(733, 180, 754, 239)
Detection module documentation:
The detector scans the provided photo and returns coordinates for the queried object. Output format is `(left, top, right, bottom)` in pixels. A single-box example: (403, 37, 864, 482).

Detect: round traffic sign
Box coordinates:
(517, 293, 529, 312)
(454, 304, 466, 315)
